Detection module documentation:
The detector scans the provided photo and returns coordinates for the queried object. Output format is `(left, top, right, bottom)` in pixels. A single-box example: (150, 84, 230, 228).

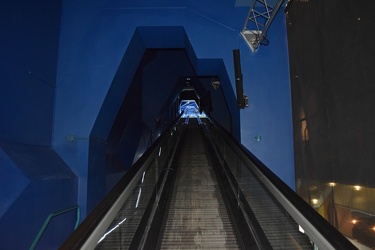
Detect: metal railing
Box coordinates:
(30, 205, 80, 250)
(60, 116, 184, 249)
(203, 117, 357, 249)
(60, 115, 356, 249)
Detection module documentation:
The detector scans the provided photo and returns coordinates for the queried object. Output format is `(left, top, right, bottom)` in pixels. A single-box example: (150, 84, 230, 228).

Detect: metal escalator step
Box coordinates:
(157, 124, 241, 250)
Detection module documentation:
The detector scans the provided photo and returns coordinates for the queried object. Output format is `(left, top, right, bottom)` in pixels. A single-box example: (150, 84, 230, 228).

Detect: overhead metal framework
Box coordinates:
(241, 0, 286, 52)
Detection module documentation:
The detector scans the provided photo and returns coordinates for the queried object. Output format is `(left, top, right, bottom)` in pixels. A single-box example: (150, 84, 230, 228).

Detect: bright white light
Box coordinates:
(312, 199, 319, 205)
(98, 218, 127, 243)
(354, 185, 361, 191)
(299, 225, 305, 234)
(158, 147, 162, 157)
(118, 218, 126, 225)
(135, 188, 142, 208)
(329, 182, 336, 187)
(141, 171, 146, 183)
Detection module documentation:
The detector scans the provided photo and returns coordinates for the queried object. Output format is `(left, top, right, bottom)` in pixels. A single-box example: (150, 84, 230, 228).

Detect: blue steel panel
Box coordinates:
(107, 0, 188, 8)
(137, 26, 187, 49)
(0, 142, 76, 180)
(87, 140, 107, 214)
(239, 10, 295, 188)
(141, 49, 195, 130)
(0, 148, 30, 219)
(0, 0, 62, 146)
(91, 28, 147, 141)
(115, 118, 143, 169)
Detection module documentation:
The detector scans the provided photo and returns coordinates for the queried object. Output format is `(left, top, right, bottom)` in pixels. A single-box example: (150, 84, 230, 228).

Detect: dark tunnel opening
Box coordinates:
(94, 48, 232, 197)
(87, 26, 239, 213)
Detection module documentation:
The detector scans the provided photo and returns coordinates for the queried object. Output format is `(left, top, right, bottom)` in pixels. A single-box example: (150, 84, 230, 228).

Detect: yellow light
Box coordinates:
(372, 226, 375, 232)
(354, 185, 361, 191)
(312, 199, 319, 205)
(352, 219, 357, 224)
(329, 182, 336, 187)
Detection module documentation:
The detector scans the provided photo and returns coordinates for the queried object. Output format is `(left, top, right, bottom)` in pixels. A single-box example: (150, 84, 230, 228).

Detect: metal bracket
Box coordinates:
(241, 0, 285, 52)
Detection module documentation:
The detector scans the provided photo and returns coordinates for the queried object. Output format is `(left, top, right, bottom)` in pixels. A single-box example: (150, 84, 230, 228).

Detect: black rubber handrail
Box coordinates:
(200, 123, 272, 250)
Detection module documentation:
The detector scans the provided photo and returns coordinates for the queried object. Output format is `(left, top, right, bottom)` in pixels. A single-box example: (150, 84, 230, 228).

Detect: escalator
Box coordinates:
(61, 117, 357, 250)
(157, 119, 241, 249)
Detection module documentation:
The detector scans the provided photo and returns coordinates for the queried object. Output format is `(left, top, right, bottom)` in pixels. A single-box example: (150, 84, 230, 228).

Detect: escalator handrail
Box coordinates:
(200, 123, 273, 249)
(204, 117, 357, 250)
(60, 115, 183, 250)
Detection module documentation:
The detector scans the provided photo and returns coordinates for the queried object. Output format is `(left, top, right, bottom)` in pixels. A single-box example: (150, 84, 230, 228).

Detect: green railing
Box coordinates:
(30, 205, 80, 250)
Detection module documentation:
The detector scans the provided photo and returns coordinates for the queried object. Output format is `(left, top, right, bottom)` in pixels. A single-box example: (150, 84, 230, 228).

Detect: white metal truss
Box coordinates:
(241, 0, 285, 52)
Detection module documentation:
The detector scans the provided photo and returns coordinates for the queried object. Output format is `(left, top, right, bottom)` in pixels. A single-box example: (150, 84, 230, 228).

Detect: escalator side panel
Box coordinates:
(202, 124, 272, 250)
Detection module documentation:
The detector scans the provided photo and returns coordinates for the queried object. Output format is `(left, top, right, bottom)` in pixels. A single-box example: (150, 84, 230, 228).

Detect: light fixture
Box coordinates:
(311, 199, 319, 205)
(352, 219, 357, 224)
(309, 185, 317, 191)
(158, 147, 162, 157)
(354, 185, 361, 191)
(254, 135, 262, 141)
(65, 134, 76, 143)
(329, 182, 336, 187)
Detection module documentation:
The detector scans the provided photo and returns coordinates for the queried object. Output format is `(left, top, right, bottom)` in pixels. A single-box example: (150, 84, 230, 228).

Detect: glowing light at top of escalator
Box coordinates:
(179, 100, 206, 118)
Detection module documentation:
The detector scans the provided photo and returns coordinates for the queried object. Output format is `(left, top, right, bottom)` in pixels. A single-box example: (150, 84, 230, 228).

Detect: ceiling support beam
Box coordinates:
(241, 0, 285, 52)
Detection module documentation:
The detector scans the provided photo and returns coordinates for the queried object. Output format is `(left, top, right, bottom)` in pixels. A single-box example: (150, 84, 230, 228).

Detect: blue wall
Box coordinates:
(0, 1, 78, 249)
(0, 0, 294, 248)
(239, 11, 295, 188)
(0, 143, 77, 249)
(0, 0, 61, 145)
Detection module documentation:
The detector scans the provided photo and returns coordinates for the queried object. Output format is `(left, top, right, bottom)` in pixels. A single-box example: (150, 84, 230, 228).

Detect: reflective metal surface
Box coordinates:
(207, 120, 313, 249)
